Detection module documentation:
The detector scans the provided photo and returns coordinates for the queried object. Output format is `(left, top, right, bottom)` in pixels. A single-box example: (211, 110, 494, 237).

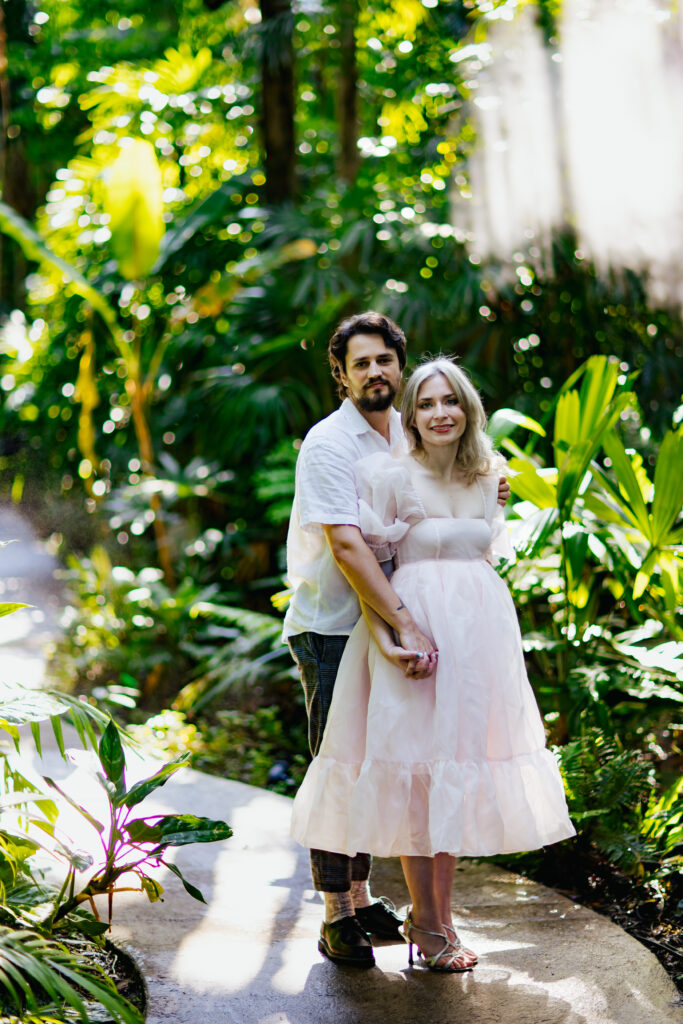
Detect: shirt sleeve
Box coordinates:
(296, 439, 360, 533)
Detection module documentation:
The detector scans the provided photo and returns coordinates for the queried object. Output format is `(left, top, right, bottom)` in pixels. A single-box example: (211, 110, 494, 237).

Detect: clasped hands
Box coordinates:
(386, 627, 438, 680)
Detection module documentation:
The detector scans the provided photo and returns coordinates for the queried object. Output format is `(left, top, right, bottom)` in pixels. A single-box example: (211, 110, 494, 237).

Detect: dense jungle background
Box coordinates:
(0, 0, 681, 1018)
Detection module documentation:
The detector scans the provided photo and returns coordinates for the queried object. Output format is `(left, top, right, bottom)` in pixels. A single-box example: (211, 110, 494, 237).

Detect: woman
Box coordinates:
(291, 358, 575, 972)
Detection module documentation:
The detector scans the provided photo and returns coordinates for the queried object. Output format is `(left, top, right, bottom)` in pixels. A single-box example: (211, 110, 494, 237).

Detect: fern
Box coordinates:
(557, 730, 682, 883)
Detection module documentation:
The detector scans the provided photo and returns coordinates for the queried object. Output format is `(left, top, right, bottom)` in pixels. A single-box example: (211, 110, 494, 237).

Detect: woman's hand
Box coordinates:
(380, 644, 438, 679)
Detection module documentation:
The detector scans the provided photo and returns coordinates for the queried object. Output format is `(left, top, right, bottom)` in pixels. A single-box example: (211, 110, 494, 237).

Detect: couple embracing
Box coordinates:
(284, 311, 575, 973)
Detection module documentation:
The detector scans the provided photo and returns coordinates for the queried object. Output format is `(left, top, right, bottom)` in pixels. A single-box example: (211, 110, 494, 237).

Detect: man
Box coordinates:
(284, 312, 509, 968)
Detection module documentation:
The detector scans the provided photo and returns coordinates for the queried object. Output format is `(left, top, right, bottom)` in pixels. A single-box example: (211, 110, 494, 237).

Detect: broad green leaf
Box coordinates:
(163, 860, 206, 903)
(70, 916, 110, 937)
(556, 393, 631, 513)
(126, 814, 232, 847)
(122, 754, 190, 809)
(0, 200, 129, 361)
(98, 719, 126, 798)
(577, 355, 619, 439)
(652, 429, 683, 544)
(554, 389, 581, 451)
(487, 407, 546, 445)
(508, 459, 557, 508)
(124, 819, 162, 844)
(104, 139, 164, 280)
(582, 487, 639, 529)
(602, 433, 652, 538)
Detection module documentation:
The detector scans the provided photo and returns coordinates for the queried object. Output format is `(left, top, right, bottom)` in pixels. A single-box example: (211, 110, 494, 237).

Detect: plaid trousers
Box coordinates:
(288, 631, 372, 892)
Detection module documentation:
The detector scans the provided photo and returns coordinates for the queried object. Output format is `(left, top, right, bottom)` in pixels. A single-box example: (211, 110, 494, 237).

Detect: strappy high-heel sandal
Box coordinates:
(443, 922, 478, 966)
(400, 911, 474, 973)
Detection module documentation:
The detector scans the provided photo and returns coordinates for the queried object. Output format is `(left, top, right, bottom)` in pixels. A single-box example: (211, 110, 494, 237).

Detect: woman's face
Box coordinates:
(413, 373, 467, 450)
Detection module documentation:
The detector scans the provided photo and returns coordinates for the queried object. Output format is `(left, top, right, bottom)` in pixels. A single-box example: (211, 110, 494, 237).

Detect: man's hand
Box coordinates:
(497, 475, 510, 507)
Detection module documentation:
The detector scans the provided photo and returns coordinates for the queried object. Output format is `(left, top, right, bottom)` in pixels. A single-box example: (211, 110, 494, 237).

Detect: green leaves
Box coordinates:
(126, 814, 232, 847)
(98, 720, 127, 801)
(104, 139, 165, 280)
(592, 428, 683, 604)
(9, 707, 233, 934)
(553, 356, 632, 515)
(163, 861, 205, 904)
(487, 407, 546, 449)
(509, 461, 557, 508)
(0, 201, 129, 361)
(0, 927, 143, 1024)
(652, 429, 683, 543)
(121, 755, 190, 809)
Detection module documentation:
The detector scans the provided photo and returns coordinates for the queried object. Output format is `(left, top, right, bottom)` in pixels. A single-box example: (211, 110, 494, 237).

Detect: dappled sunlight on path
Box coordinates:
(28, 726, 680, 1024)
(7, 505, 682, 1024)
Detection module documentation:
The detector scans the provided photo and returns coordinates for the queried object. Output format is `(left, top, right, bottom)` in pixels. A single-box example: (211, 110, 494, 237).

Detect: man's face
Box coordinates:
(337, 333, 402, 412)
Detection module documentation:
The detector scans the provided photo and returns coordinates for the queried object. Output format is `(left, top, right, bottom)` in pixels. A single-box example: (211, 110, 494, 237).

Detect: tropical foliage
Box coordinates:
(0, 0, 681, 998)
(1, 603, 232, 1021)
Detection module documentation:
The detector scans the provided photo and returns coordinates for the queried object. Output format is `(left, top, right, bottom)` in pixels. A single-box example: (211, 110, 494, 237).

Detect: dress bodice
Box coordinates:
(354, 451, 513, 566)
(395, 516, 492, 566)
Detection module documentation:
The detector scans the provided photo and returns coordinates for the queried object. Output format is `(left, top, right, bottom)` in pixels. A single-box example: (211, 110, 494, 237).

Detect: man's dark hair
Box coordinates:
(328, 311, 408, 400)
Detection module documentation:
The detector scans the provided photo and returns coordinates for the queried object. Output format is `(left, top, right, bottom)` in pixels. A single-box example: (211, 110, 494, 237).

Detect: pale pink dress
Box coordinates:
(291, 452, 576, 857)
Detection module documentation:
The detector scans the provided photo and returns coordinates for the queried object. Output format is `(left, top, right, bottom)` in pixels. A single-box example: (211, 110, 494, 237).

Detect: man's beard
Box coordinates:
(356, 380, 397, 412)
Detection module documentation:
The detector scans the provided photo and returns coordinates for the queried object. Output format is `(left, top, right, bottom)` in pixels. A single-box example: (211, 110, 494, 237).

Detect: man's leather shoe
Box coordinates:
(318, 915, 375, 968)
(355, 899, 405, 942)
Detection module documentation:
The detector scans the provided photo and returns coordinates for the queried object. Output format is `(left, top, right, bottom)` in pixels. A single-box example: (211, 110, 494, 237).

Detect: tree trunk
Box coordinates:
(259, 0, 296, 203)
(337, 0, 359, 183)
(126, 367, 176, 589)
(0, 0, 35, 311)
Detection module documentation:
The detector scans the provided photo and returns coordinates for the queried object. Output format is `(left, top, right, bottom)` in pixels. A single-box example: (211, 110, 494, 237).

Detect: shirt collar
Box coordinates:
(340, 397, 403, 445)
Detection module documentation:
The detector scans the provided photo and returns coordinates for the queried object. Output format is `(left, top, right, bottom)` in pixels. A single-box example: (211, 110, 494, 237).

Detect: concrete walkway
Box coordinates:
(20, 736, 683, 1024)
(4, 507, 683, 1024)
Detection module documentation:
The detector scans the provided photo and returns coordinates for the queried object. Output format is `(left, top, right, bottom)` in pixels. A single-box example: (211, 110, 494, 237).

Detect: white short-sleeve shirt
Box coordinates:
(282, 398, 405, 639)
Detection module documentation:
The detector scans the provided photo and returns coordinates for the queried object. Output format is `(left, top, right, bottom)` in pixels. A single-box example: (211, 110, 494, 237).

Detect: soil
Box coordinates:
(0, 935, 147, 1024)
(62, 935, 147, 1022)
(101, 938, 148, 1017)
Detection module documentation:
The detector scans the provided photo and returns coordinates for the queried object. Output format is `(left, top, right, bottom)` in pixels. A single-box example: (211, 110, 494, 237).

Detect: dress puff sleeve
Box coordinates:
(480, 472, 515, 565)
(353, 452, 425, 563)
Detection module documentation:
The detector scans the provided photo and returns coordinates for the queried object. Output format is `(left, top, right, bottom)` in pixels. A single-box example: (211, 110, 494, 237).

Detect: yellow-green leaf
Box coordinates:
(104, 140, 164, 280)
(509, 459, 557, 508)
(652, 429, 683, 544)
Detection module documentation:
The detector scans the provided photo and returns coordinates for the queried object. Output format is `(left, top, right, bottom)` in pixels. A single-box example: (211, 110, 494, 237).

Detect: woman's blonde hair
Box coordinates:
(401, 358, 502, 483)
